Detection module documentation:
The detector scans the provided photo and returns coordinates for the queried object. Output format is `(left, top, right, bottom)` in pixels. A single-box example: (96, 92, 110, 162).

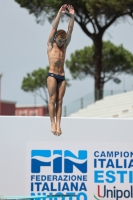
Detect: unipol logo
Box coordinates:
(31, 150, 87, 173)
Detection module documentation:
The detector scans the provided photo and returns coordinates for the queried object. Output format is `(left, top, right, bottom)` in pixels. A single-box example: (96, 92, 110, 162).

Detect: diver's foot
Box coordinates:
(56, 127, 62, 136)
(51, 124, 56, 135)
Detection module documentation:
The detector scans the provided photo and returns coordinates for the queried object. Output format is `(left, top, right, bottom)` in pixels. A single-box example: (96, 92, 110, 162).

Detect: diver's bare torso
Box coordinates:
(47, 42, 67, 76)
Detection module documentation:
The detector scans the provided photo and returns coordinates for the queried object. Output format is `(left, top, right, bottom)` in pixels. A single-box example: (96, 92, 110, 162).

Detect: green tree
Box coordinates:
(66, 41, 133, 98)
(21, 67, 49, 109)
(15, 0, 133, 100)
(21, 67, 70, 109)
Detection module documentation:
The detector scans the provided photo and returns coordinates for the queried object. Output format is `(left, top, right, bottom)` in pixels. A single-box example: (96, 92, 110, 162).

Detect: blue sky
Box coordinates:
(1, 0, 133, 107)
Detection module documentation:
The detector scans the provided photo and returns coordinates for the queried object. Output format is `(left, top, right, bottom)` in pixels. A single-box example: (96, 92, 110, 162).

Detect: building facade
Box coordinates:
(0, 100, 16, 115)
(0, 100, 48, 116)
(15, 105, 48, 116)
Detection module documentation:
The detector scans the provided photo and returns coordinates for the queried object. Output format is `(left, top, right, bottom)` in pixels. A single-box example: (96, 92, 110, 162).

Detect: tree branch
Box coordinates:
(102, 9, 133, 32)
(104, 70, 123, 83)
(102, 15, 118, 31)
(94, 17, 101, 31)
(74, 16, 93, 38)
(35, 88, 47, 104)
(73, 8, 93, 38)
(89, 17, 97, 33)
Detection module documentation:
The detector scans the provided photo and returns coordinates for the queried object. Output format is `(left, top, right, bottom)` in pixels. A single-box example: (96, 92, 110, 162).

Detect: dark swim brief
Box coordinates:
(48, 73, 65, 84)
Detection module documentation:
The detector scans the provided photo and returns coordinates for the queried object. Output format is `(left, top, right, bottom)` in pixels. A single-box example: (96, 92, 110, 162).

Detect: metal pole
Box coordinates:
(81, 98, 83, 109)
(111, 90, 113, 95)
(0, 74, 3, 115)
(34, 93, 36, 116)
(64, 106, 67, 117)
(123, 76, 126, 92)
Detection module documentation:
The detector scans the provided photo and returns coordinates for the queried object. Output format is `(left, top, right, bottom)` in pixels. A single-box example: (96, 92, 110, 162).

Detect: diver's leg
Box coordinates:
(47, 76, 57, 135)
(56, 80, 66, 136)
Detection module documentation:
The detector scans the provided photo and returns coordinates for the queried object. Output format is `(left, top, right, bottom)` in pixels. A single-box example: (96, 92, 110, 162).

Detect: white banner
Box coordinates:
(0, 116, 133, 199)
(26, 142, 133, 200)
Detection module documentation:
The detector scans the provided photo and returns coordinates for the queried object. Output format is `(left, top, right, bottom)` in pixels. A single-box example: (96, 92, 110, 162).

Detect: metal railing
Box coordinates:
(63, 89, 131, 117)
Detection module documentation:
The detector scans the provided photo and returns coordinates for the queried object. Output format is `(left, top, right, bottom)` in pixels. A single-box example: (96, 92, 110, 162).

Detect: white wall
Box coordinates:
(0, 116, 133, 199)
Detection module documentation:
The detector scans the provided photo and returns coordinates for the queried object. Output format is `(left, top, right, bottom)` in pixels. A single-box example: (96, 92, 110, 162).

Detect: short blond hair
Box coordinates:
(55, 29, 67, 39)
